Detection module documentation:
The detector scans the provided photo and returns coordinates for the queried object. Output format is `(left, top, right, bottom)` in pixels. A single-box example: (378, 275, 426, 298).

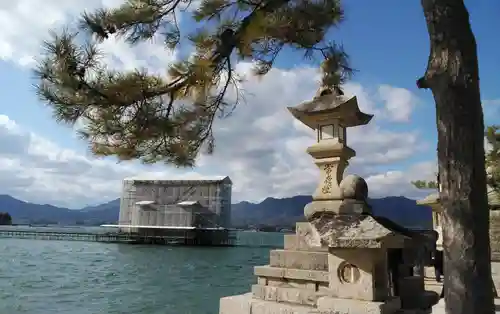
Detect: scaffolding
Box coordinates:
(116, 176, 232, 245)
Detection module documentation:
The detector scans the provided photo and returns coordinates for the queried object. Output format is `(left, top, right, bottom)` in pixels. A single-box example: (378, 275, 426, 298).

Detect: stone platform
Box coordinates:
(220, 222, 440, 314)
(220, 292, 402, 314)
(431, 298, 500, 314)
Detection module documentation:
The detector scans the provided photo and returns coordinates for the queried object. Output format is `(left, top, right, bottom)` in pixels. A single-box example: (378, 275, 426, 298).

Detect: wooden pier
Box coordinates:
(0, 229, 237, 246)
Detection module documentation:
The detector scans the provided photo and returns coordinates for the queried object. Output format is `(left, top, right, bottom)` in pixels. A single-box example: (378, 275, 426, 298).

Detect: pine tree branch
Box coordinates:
(34, 0, 348, 166)
(80, 0, 186, 44)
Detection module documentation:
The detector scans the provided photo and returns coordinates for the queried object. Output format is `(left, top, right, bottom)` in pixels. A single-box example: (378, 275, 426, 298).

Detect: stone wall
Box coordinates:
(491, 211, 500, 261)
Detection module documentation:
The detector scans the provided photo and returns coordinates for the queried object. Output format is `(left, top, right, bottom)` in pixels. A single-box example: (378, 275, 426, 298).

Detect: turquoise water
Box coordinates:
(0, 232, 283, 314)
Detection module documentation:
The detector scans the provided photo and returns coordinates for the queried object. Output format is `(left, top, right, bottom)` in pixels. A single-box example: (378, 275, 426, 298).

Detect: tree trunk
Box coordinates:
(417, 1, 494, 313)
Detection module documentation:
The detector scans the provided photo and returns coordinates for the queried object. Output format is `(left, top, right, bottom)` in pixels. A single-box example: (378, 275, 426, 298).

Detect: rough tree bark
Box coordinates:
(417, 1, 494, 313)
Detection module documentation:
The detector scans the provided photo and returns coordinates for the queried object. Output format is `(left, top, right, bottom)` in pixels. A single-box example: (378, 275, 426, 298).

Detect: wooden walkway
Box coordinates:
(0, 229, 138, 243)
(0, 229, 237, 246)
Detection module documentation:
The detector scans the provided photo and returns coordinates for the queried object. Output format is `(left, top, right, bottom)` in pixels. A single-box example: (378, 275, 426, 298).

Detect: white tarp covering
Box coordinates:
(100, 224, 226, 230)
(177, 201, 200, 206)
(136, 200, 155, 206)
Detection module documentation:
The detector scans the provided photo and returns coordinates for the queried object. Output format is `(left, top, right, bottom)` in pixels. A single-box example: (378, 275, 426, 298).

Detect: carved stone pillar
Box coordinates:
(307, 142, 355, 201)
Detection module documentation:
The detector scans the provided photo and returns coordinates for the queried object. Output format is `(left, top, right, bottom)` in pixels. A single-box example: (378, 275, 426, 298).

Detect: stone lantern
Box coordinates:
(287, 87, 373, 219)
(416, 172, 443, 249)
(218, 87, 441, 314)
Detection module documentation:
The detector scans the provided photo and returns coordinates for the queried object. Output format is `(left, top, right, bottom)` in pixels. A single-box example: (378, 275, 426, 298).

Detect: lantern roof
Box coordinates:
(287, 87, 373, 130)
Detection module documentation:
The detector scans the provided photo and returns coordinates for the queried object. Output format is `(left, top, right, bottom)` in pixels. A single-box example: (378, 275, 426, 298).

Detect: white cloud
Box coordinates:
(378, 85, 418, 122)
(0, 0, 177, 70)
(0, 114, 178, 207)
(0, 65, 433, 208)
(365, 161, 437, 199)
(0, 1, 436, 208)
(199, 64, 432, 203)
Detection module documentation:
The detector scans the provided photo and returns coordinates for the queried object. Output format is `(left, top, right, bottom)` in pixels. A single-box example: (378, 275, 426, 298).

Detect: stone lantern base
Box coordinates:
(220, 223, 405, 314)
(220, 292, 401, 314)
(220, 216, 443, 314)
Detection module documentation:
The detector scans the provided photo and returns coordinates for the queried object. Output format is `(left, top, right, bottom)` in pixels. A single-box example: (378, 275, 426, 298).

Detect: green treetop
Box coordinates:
(0, 212, 12, 225)
(411, 179, 438, 190)
(34, 0, 351, 167)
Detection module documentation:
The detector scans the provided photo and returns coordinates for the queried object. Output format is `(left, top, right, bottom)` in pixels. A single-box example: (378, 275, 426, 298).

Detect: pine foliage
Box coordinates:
(411, 179, 439, 190)
(34, 0, 351, 167)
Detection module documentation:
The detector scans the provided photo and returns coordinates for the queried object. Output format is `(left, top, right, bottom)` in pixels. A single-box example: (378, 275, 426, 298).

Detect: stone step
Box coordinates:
(424, 278, 442, 285)
(254, 265, 329, 283)
(252, 284, 327, 307)
(295, 222, 313, 235)
(424, 266, 435, 278)
(219, 293, 319, 314)
(317, 296, 401, 314)
(431, 298, 500, 314)
(489, 216, 500, 255)
(424, 278, 443, 295)
(284, 235, 328, 252)
(269, 249, 328, 271)
(251, 298, 319, 314)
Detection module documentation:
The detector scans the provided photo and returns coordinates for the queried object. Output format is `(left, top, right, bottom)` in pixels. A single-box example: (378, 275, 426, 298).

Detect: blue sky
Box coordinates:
(0, 0, 497, 207)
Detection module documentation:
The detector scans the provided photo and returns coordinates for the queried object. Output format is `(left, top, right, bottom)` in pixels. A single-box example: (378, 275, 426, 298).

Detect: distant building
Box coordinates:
(117, 176, 232, 233)
(102, 176, 233, 245)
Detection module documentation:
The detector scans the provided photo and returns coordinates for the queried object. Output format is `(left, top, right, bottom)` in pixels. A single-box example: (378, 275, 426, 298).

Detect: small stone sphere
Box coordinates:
(340, 175, 368, 201)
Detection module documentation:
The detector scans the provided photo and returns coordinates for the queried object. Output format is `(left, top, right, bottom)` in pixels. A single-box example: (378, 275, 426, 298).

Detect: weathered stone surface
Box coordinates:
(296, 222, 324, 248)
(219, 293, 320, 314)
(430, 298, 500, 314)
(491, 211, 500, 259)
(305, 199, 372, 217)
(258, 276, 268, 285)
(269, 250, 328, 271)
(423, 266, 434, 279)
(255, 266, 286, 278)
(284, 234, 328, 252)
(254, 265, 329, 283)
(307, 213, 406, 249)
(424, 278, 442, 295)
(491, 261, 500, 295)
(287, 91, 372, 129)
(340, 175, 368, 201)
(296, 222, 314, 235)
(252, 284, 327, 306)
(327, 248, 389, 301)
(317, 296, 401, 314)
(264, 278, 316, 291)
(252, 299, 320, 314)
(219, 293, 252, 314)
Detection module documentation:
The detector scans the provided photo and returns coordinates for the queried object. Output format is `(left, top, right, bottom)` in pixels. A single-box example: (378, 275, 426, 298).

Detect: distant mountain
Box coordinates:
(0, 195, 119, 225)
(0, 194, 432, 229)
(231, 196, 309, 227)
(77, 199, 120, 224)
(0, 194, 76, 224)
(231, 195, 432, 230)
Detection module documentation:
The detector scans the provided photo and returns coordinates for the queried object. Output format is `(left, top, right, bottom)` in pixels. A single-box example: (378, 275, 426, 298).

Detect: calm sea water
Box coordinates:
(0, 231, 283, 314)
